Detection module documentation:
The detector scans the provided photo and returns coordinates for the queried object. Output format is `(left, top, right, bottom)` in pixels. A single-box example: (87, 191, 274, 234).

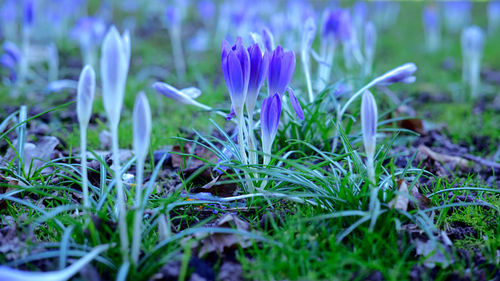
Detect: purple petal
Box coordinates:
(226, 107, 235, 121)
(288, 88, 304, 120)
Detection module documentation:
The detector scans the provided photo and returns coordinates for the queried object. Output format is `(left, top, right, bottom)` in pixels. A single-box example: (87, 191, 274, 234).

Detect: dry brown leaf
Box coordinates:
(389, 179, 410, 211)
(198, 213, 251, 256)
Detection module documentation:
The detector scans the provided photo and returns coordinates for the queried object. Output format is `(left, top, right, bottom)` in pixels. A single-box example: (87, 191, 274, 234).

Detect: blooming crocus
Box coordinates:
(361, 90, 377, 184)
(364, 22, 376, 76)
(301, 16, 316, 102)
(268, 45, 295, 97)
(461, 26, 485, 98)
(131, 91, 151, 265)
(261, 93, 282, 166)
(76, 65, 95, 210)
(221, 37, 250, 116)
(422, 6, 441, 53)
(246, 43, 269, 117)
(100, 25, 131, 261)
(488, 1, 500, 34)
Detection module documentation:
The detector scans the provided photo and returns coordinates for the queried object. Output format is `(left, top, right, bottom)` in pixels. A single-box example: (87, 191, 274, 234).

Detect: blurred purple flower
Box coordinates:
(322, 9, 352, 43)
(198, 0, 215, 22)
(246, 43, 269, 115)
(24, 0, 34, 27)
(422, 6, 439, 29)
(221, 37, 251, 115)
(267, 45, 295, 97)
(70, 17, 107, 47)
(165, 6, 181, 28)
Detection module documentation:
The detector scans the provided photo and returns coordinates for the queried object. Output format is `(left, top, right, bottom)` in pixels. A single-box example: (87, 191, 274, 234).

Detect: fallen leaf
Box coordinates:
(197, 213, 251, 256)
(389, 179, 410, 211)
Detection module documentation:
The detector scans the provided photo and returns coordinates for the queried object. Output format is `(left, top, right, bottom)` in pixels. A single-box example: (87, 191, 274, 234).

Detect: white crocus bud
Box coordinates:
(100, 26, 130, 128)
(76, 65, 96, 128)
(461, 26, 484, 98)
(133, 92, 151, 161)
(361, 90, 378, 184)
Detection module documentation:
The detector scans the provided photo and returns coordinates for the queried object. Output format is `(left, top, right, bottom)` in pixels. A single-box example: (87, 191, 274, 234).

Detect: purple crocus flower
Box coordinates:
(198, 0, 215, 22)
(246, 43, 269, 116)
(70, 17, 107, 47)
(3, 42, 21, 63)
(267, 45, 295, 97)
(24, 0, 34, 27)
(322, 9, 352, 44)
(261, 93, 282, 164)
(221, 37, 251, 116)
(361, 90, 378, 183)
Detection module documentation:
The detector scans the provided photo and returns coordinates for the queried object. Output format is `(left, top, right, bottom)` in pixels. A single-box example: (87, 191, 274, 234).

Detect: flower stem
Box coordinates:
(237, 112, 254, 192)
(111, 126, 129, 262)
(80, 127, 89, 209)
(131, 157, 144, 265)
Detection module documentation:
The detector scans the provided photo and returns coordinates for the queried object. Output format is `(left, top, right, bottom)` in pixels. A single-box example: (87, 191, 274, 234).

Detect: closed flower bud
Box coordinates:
(376, 62, 417, 86)
(268, 45, 295, 97)
(133, 92, 151, 160)
(361, 90, 377, 158)
(260, 93, 282, 154)
(100, 26, 130, 128)
(221, 37, 250, 116)
(77, 65, 96, 128)
(246, 43, 269, 116)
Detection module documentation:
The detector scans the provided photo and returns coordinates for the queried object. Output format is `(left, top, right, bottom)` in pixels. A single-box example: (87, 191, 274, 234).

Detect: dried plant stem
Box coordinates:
(111, 126, 129, 261)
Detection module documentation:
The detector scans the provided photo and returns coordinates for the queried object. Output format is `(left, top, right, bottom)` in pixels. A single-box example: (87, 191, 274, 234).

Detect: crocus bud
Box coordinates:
(153, 82, 198, 105)
(246, 43, 269, 116)
(100, 26, 130, 128)
(77, 65, 96, 128)
(288, 88, 304, 120)
(461, 26, 484, 98)
(262, 27, 275, 52)
(375, 62, 417, 86)
(443, 1, 471, 34)
(301, 17, 316, 53)
(3, 42, 21, 63)
(488, 1, 500, 33)
(23, 0, 34, 27)
(267, 45, 295, 97)
(221, 37, 250, 116)
(461, 26, 485, 60)
(422, 6, 441, 52)
(133, 92, 151, 160)
(261, 93, 282, 155)
(361, 90, 377, 158)
(364, 22, 376, 75)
